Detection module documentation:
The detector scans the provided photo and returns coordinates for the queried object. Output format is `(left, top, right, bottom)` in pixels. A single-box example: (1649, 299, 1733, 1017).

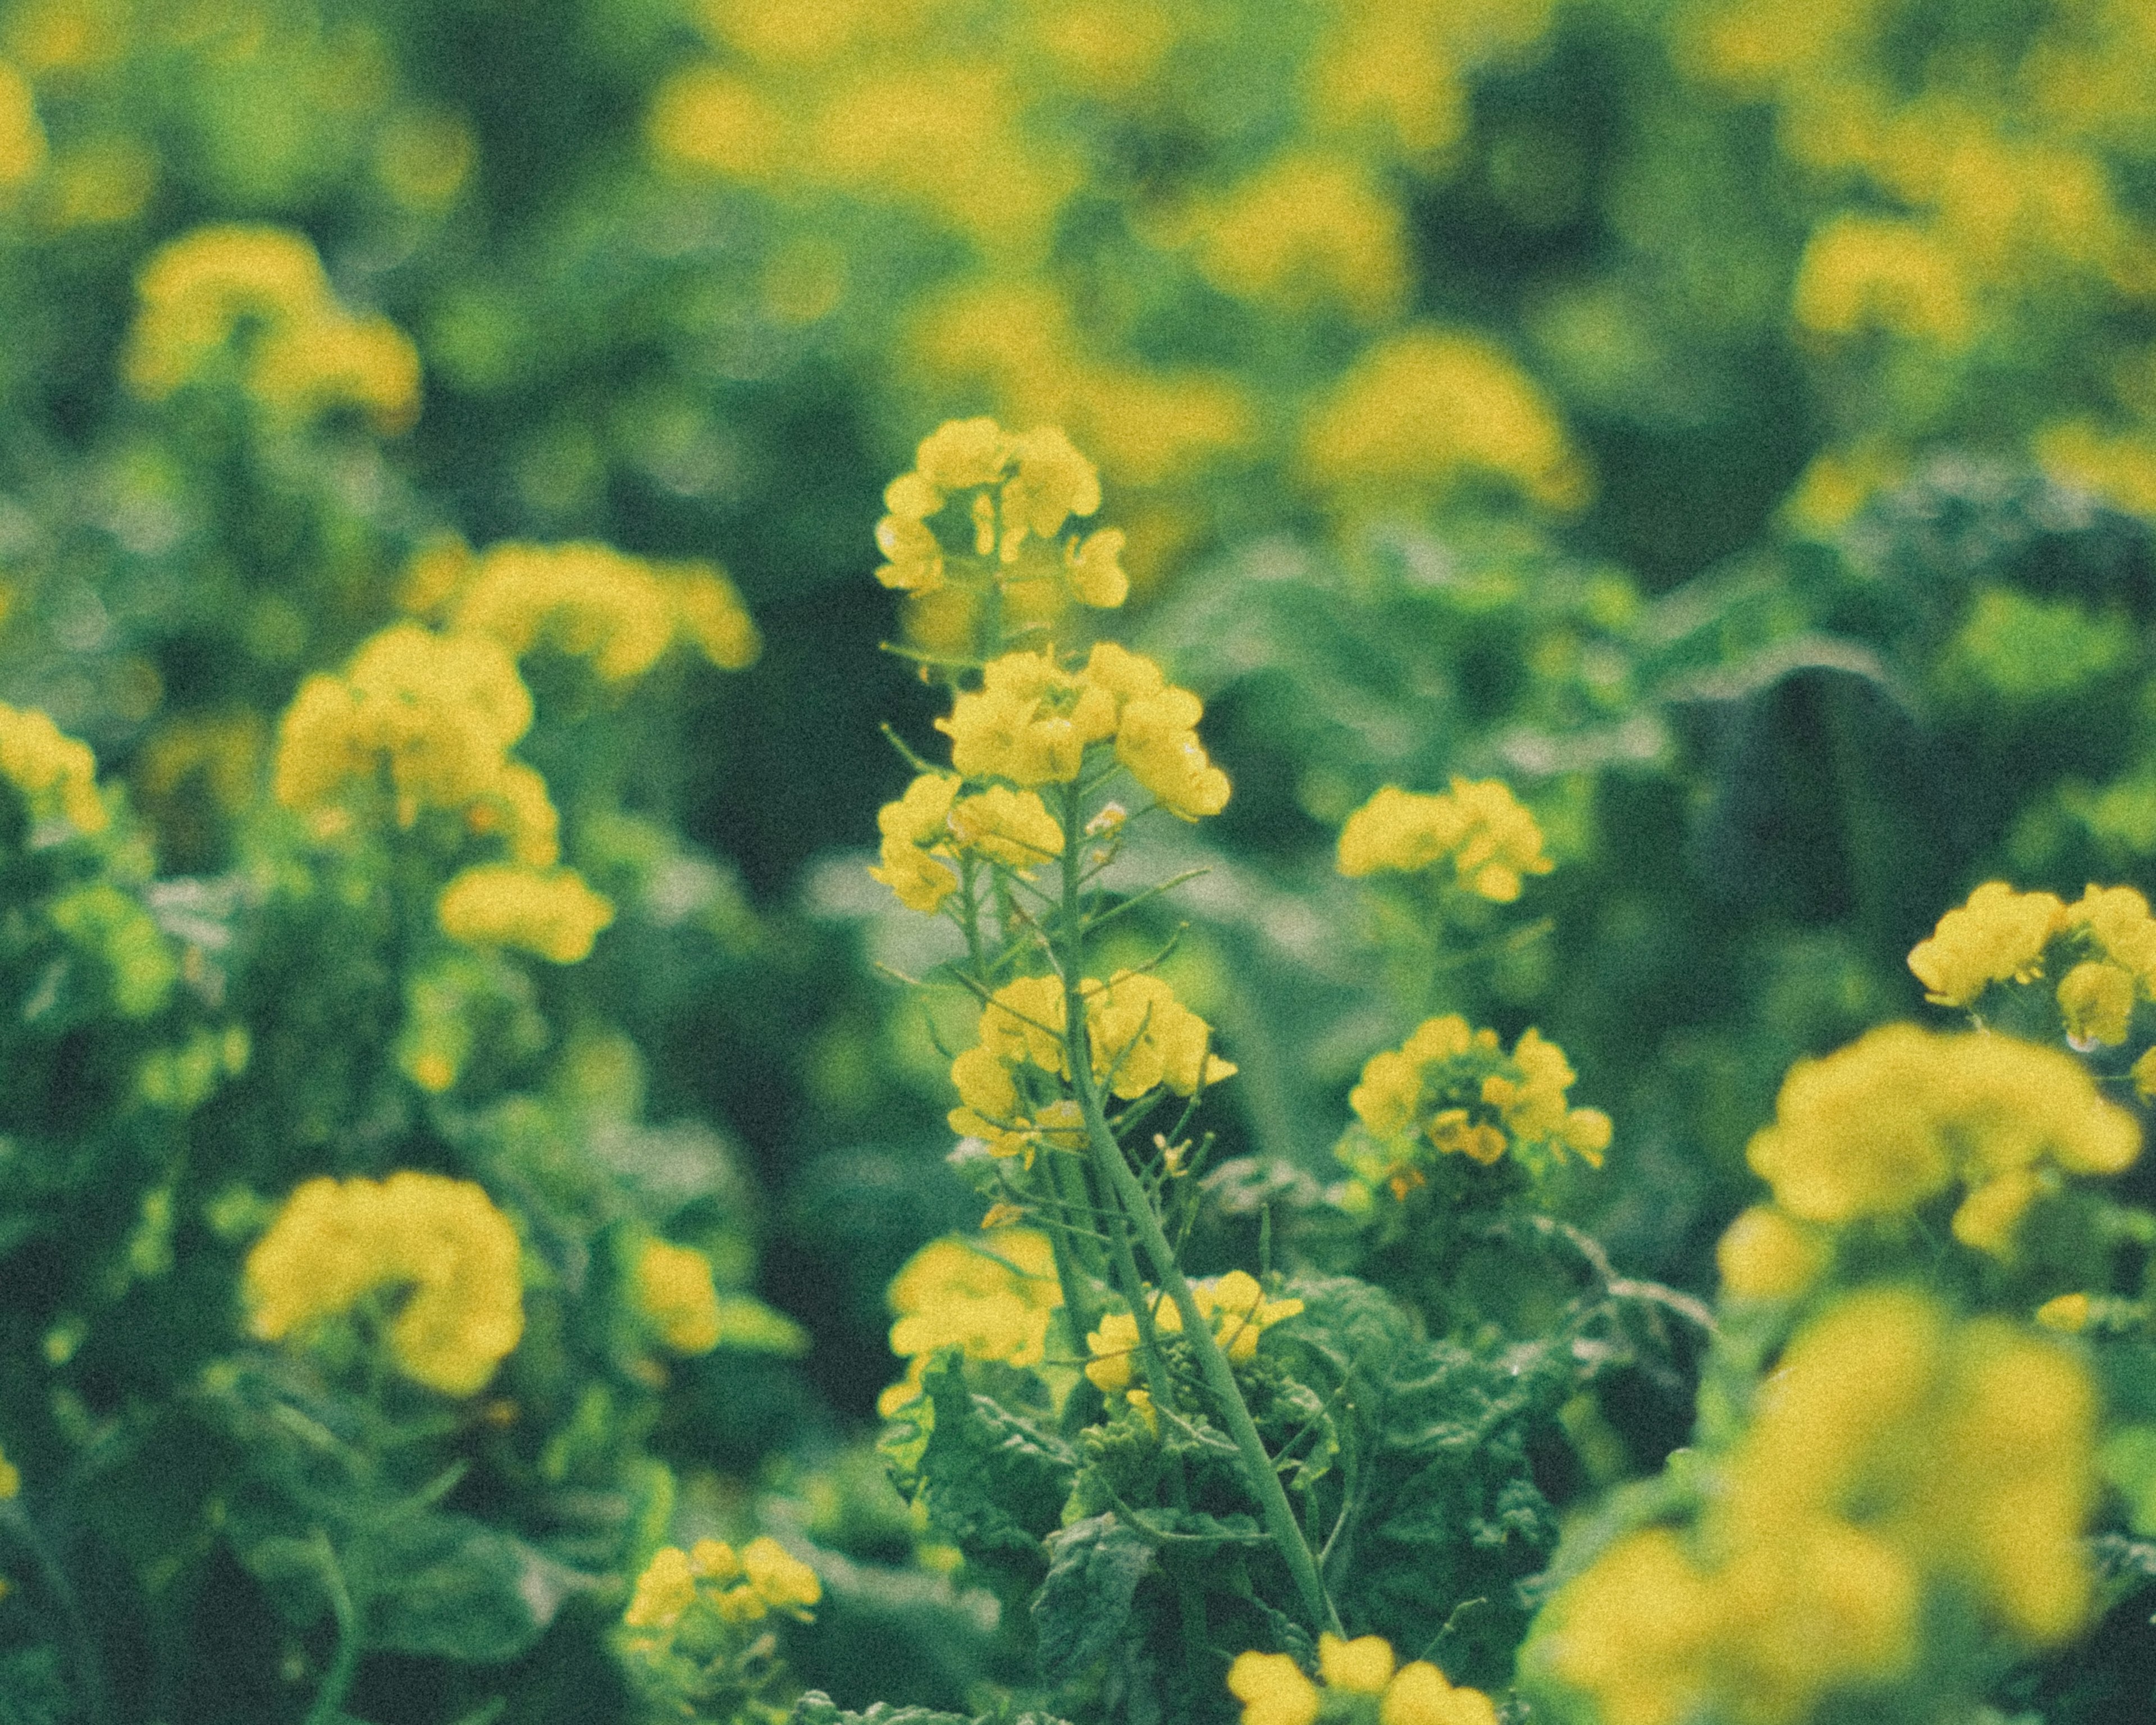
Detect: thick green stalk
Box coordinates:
(1055, 786, 1340, 1635)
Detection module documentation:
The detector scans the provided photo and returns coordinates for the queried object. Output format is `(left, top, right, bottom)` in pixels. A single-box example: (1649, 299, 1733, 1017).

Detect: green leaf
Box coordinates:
(900, 1354, 1076, 1562)
(789, 1695, 1074, 1725)
(360, 1512, 594, 1662)
(1031, 1514, 1154, 1685)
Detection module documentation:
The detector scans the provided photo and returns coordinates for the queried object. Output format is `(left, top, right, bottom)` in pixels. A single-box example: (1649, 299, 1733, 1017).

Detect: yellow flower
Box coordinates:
(741, 1535, 821, 1617)
(0, 1444, 18, 1500)
(2034, 1292, 2091, 1332)
(623, 1545, 697, 1630)
(0, 701, 108, 834)
(1715, 1206, 1823, 1302)
(1196, 151, 1407, 321)
(272, 623, 540, 837)
(1085, 970, 1237, 1099)
(937, 649, 1118, 785)
(1347, 1015, 1605, 1179)
(1337, 779, 1551, 899)
(1380, 1661, 1497, 1725)
(1744, 1024, 2138, 1247)
(1226, 1651, 1319, 1725)
(868, 772, 961, 912)
(880, 1230, 1062, 1414)
(1906, 882, 2066, 1006)
(1084, 1271, 1299, 1390)
(2057, 959, 2135, 1044)
(453, 542, 679, 683)
(438, 864, 615, 964)
(245, 1172, 524, 1397)
(634, 1239, 722, 1354)
(1303, 327, 1587, 512)
(1319, 1632, 1395, 1692)
(947, 783, 1065, 866)
(1115, 685, 1230, 820)
(1065, 527, 1129, 608)
(1792, 216, 1973, 345)
(916, 416, 1012, 491)
(248, 312, 422, 435)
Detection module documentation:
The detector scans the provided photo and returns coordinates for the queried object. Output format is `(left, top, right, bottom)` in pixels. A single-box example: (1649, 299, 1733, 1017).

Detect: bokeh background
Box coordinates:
(3, 0, 2156, 1710)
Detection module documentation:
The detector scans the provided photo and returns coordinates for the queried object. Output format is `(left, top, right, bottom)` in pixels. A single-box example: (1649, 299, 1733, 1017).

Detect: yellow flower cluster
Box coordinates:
(1336, 779, 1552, 901)
(1746, 1023, 2138, 1254)
(125, 224, 421, 433)
(1911, 881, 2156, 1064)
(0, 701, 108, 835)
(948, 971, 1236, 1160)
(1538, 1289, 2096, 1725)
(273, 622, 558, 861)
(1195, 151, 1408, 323)
(1228, 1634, 1497, 1725)
(866, 772, 1065, 914)
(437, 864, 615, 965)
(1714, 1205, 1827, 1303)
(878, 1229, 1063, 1416)
(244, 1172, 524, 1397)
(623, 1535, 821, 1635)
(446, 541, 761, 681)
(1346, 1015, 1611, 1193)
(1301, 328, 1588, 512)
(1083, 1270, 1304, 1395)
(875, 417, 1125, 606)
(633, 1239, 722, 1354)
(935, 642, 1228, 818)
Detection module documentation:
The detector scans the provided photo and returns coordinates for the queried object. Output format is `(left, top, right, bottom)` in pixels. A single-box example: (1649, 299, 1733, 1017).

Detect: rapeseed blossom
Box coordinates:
(633, 1239, 722, 1354)
(1344, 1014, 1610, 1194)
(878, 1229, 1063, 1415)
(1083, 1270, 1303, 1394)
(273, 622, 551, 853)
(948, 971, 1236, 1158)
(125, 223, 421, 432)
(1227, 1633, 1497, 1725)
(437, 864, 615, 964)
(245, 1172, 524, 1397)
(1744, 1023, 2138, 1252)
(1337, 780, 1551, 901)
(1536, 1289, 2098, 1725)
(449, 542, 760, 681)
(624, 1535, 820, 1636)
(0, 701, 108, 834)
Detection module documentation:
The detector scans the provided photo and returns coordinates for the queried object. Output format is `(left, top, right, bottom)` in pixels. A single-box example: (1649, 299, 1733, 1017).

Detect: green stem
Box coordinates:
(1054, 784, 1339, 1635)
(303, 1526, 362, 1725)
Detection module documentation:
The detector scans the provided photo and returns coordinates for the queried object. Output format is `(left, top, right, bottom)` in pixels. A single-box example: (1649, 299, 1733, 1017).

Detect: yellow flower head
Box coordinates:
(1745, 1024, 2139, 1248)
(880, 1230, 1062, 1413)
(740, 1535, 821, 1618)
(245, 1172, 524, 1397)
(0, 702, 108, 835)
(938, 649, 1118, 785)
(125, 223, 422, 431)
(1227, 1651, 1319, 1725)
(634, 1239, 722, 1354)
(1715, 1206, 1824, 1302)
(624, 1545, 697, 1631)
(453, 542, 733, 683)
(867, 772, 961, 912)
(1338, 779, 1551, 900)
(1227, 1639, 1495, 1725)
(1083, 1271, 1300, 1391)
(437, 864, 615, 964)
(1907, 882, 2067, 1006)
(1346, 1014, 1607, 1189)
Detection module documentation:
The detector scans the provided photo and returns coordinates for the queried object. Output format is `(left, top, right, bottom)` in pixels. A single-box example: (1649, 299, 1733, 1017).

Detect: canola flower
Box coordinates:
(245, 1172, 524, 1397)
(1301, 327, 1587, 512)
(1227, 1633, 1497, 1725)
(1336, 779, 1551, 901)
(623, 1535, 820, 1636)
(866, 771, 1065, 914)
(0, 700, 108, 835)
(633, 1239, 723, 1354)
(949, 970, 1236, 1160)
(932, 641, 1228, 815)
(878, 1229, 1063, 1416)
(1714, 1204, 1827, 1303)
(1536, 1289, 2098, 1725)
(1744, 1023, 2139, 1253)
(437, 864, 615, 965)
(1910, 880, 2156, 1072)
(447, 541, 760, 681)
(1084, 1270, 1304, 1395)
(125, 223, 421, 433)
(273, 622, 556, 859)
(1343, 1014, 1610, 1195)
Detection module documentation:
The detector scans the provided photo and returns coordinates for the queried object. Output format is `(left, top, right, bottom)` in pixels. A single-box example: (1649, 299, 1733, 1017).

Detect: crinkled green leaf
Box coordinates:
(1031, 1514, 1154, 1685)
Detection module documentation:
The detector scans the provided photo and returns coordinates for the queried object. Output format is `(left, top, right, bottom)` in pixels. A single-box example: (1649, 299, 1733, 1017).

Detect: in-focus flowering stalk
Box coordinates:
(865, 417, 1339, 1634)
